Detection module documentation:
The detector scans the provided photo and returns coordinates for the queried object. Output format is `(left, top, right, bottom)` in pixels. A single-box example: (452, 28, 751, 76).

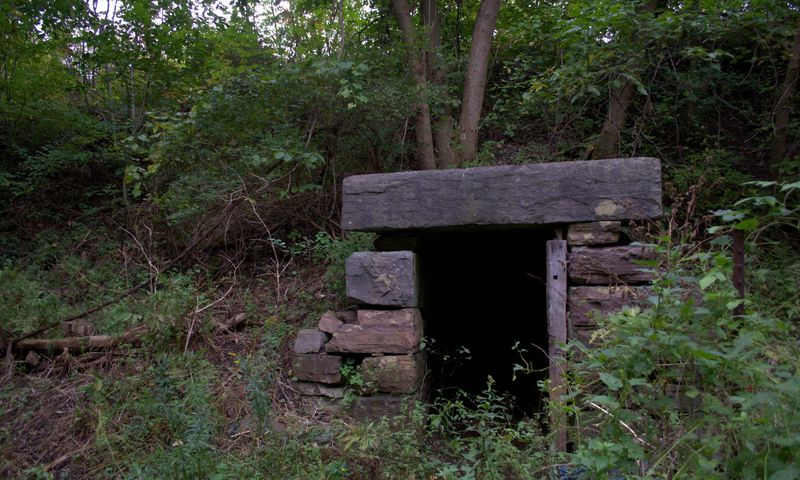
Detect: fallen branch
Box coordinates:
(16, 325, 148, 353)
(44, 439, 92, 472)
(215, 313, 248, 333)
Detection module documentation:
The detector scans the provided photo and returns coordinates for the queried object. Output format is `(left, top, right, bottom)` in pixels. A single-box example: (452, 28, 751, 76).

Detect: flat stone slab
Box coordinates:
(293, 329, 329, 354)
(342, 157, 661, 232)
(567, 221, 622, 246)
(568, 245, 656, 285)
(348, 394, 415, 420)
(292, 354, 342, 384)
(569, 286, 651, 327)
(325, 309, 423, 354)
(318, 311, 344, 334)
(346, 251, 418, 307)
(337, 310, 357, 324)
(293, 381, 345, 399)
(361, 353, 425, 394)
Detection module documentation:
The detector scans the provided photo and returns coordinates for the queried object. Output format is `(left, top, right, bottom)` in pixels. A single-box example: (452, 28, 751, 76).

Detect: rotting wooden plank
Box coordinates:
(546, 239, 568, 452)
(341, 157, 662, 232)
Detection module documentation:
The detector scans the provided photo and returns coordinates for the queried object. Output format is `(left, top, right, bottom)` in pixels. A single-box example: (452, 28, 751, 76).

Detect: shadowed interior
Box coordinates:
(418, 228, 552, 417)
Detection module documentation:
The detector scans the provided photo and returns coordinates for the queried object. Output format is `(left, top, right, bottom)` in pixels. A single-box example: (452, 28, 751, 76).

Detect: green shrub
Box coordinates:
(426, 381, 550, 479)
(0, 267, 70, 337)
(565, 244, 800, 478)
(312, 232, 376, 301)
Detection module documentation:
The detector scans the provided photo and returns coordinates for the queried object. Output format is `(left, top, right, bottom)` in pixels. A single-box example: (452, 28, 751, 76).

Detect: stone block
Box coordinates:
(568, 246, 656, 285)
(325, 309, 423, 354)
(361, 353, 425, 394)
(567, 221, 622, 246)
(318, 311, 344, 334)
(346, 251, 418, 307)
(569, 286, 651, 327)
(336, 310, 358, 324)
(292, 354, 342, 384)
(293, 329, 329, 354)
(299, 396, 342, 416)
(293, 381, 345, 399)
(348, 394, 416, 420)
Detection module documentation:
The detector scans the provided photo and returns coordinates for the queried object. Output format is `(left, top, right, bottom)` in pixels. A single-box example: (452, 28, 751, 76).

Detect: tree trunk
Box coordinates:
(592, 76, 635, 159)
(393, 0, 437, 170)
(769, 19, 800, 172)
(457, 0, 501, 165)
(337, 0, 346, 59)
(591, 0, 663, 160)
(421, 0, 455, 168)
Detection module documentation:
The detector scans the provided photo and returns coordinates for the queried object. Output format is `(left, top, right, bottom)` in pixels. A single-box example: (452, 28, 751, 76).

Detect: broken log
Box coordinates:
(15, 325, 148, 352)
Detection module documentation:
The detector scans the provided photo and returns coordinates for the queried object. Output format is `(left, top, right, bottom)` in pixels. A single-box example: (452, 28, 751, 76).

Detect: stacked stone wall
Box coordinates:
(290, 251, 425, 419)
(565, 221, 654, 349)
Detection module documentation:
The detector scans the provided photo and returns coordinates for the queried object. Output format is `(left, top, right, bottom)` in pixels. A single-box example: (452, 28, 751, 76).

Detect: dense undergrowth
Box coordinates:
(1, 180, 798, 479)
(3, 0, 800, 478)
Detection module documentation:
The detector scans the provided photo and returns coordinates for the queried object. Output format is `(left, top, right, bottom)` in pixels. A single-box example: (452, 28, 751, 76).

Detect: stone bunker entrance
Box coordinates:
(419, 229, 551, 415)
(290, 157, 663, 447)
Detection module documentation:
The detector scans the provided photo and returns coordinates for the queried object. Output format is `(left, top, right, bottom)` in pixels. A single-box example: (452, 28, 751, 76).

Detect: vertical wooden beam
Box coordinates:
(546, 239, 568, 451)
(732, 230, 746, 316)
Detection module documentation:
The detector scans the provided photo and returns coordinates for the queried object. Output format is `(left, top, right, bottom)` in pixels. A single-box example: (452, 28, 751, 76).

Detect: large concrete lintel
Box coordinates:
(341, 157, 662, 233)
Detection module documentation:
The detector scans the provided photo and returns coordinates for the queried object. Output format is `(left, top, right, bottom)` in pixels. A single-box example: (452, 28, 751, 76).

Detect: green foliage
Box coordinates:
(427, 381, 550, 479)
(333, 412, 435, 479)
(2, 1, 800, 478)
(0, 267, 71, 338)
(665, 149, 756, 221)
(564, 229, 800, 477)
(312, 232, 376, 300)
(87, 352, 221, 479)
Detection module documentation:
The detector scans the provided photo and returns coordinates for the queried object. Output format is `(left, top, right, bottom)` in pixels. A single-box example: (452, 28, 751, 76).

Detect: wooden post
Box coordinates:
(546, 239, 568, 451)
(732, 230, 746, 316)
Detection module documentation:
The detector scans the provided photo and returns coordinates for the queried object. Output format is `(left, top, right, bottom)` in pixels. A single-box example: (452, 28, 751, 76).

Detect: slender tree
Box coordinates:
(393, 0, 437, 169)
(393, 0, 501, 169)
(591, 0, 664, 160)
(591, 75, 635, 159)
(422, 0, 455, 168)
(769, 18, 800, 173)
(457, 0, 501, 165)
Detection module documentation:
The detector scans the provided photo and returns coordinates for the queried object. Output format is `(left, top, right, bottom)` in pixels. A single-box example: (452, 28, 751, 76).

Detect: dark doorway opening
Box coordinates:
(419, 228, 552, 417)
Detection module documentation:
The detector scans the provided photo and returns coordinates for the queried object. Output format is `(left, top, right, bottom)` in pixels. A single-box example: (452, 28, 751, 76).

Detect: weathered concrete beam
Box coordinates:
(325, 309, 423, 354)
(346, 251, 418, 307)
(342, 158, 661, 232)
(568, 245, 656, 285)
